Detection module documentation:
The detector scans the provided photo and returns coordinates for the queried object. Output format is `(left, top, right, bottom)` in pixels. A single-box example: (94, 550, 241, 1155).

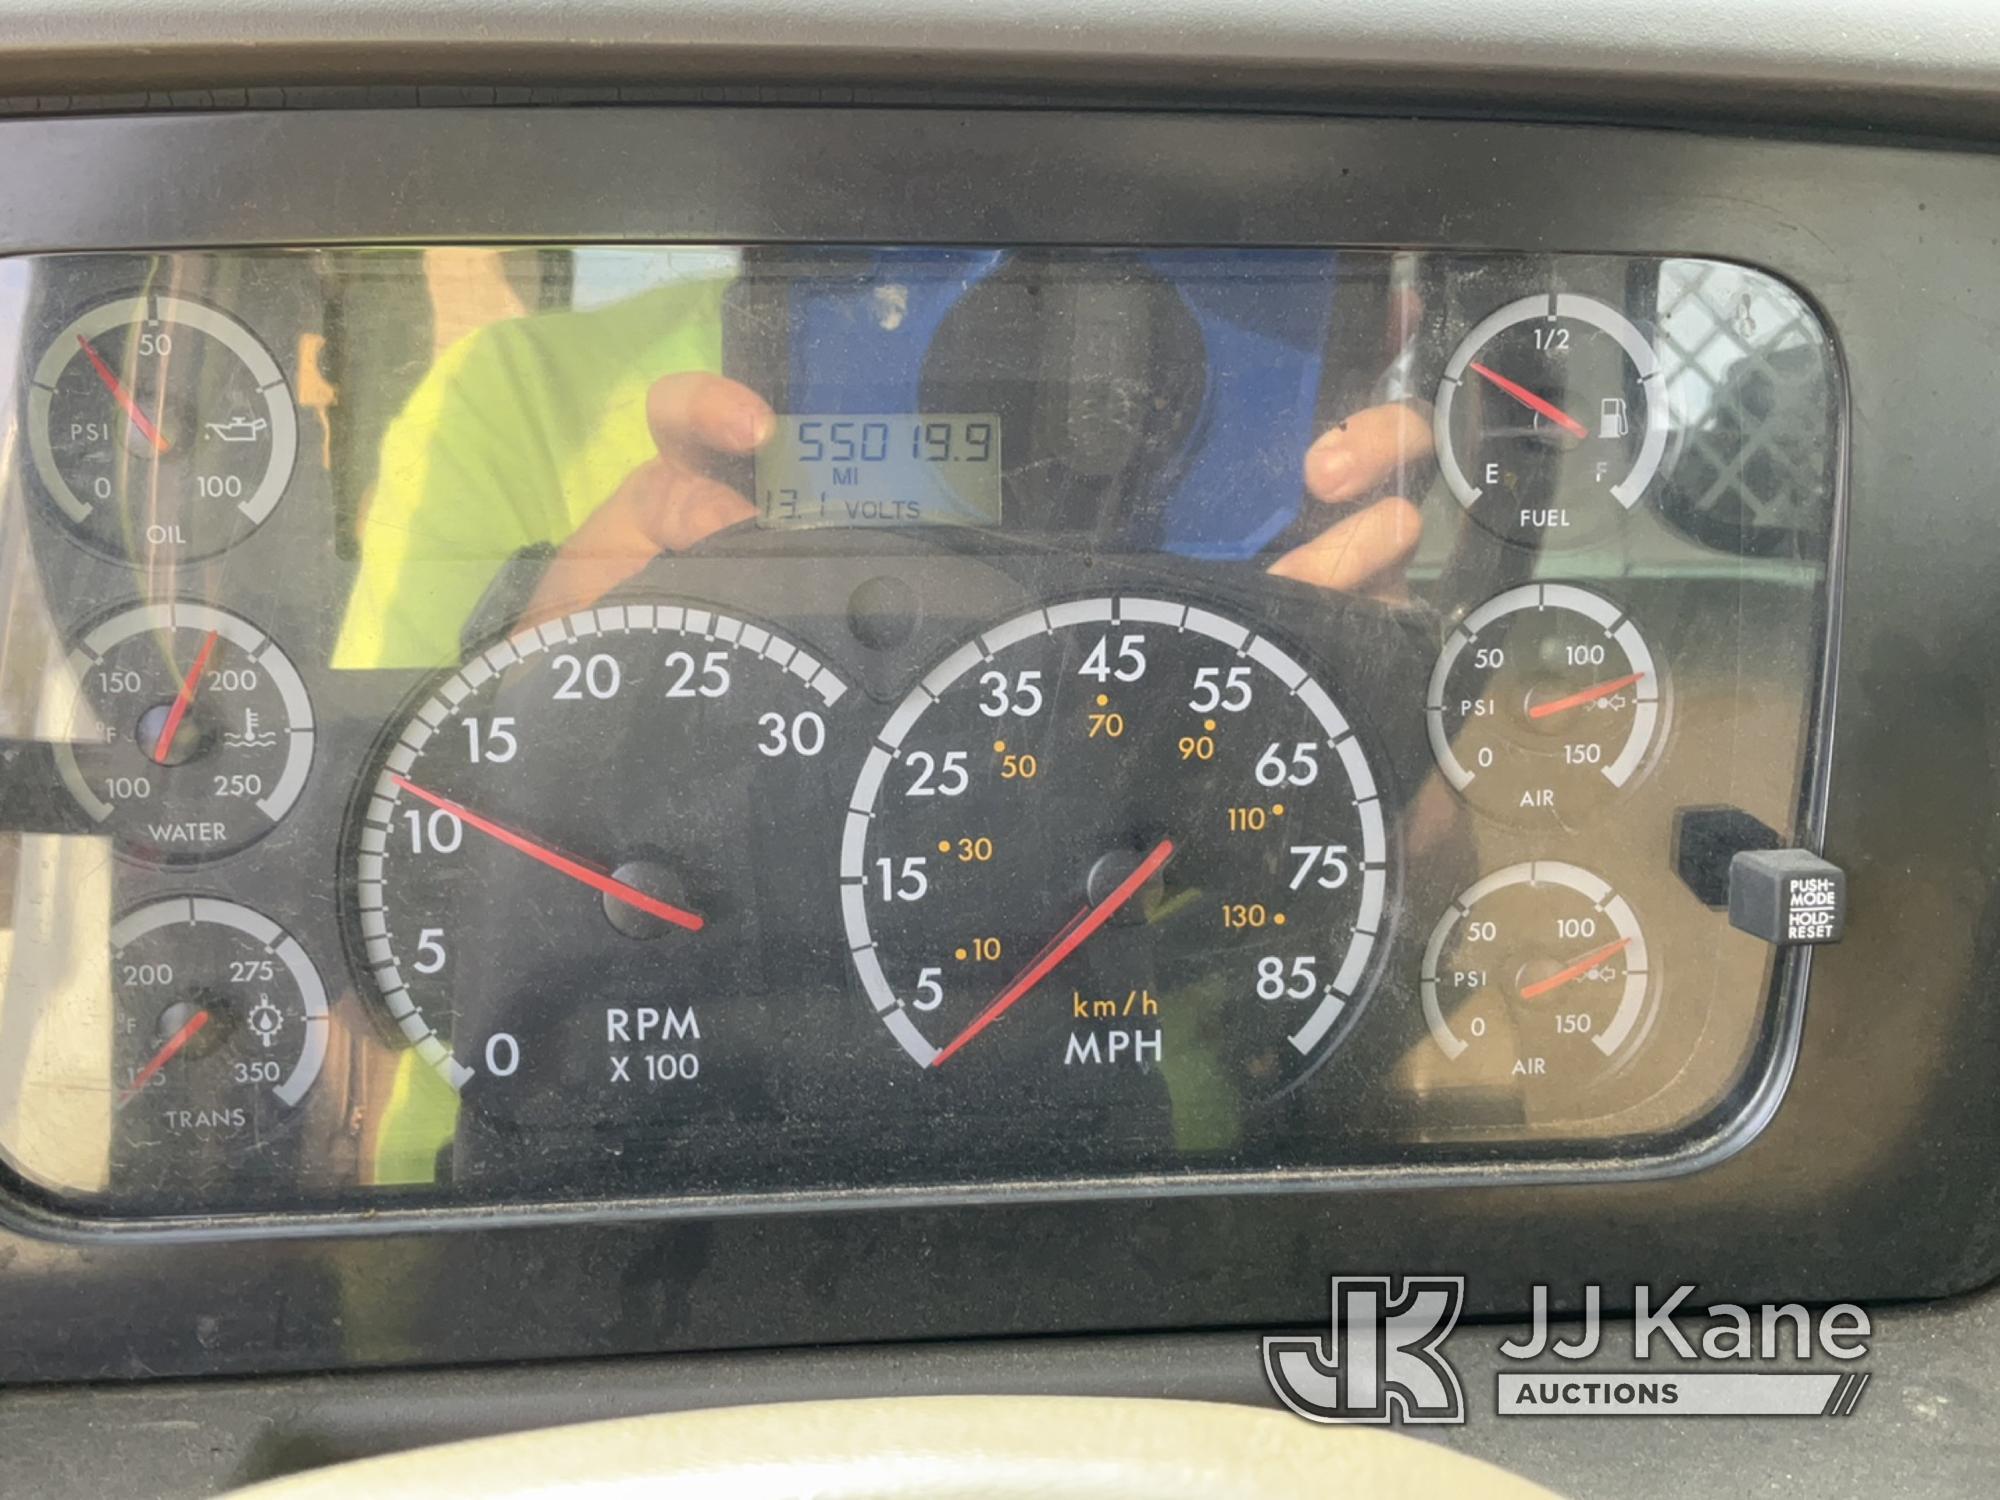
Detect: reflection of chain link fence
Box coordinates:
(1653, 259, 1837, 556)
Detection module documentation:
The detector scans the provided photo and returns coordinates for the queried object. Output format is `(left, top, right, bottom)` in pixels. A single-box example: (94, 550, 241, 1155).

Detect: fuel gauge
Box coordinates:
(1434, 292, 1669, 547)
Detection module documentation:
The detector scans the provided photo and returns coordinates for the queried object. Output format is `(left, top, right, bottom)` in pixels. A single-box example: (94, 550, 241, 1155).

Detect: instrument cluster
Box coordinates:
(0, 245, 1840, 1221)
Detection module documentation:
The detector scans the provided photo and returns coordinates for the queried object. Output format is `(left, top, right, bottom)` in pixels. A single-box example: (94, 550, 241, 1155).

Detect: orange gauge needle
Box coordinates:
(1527, 670, 1645, 721)
(390, 775, 705, 932)
(77, 333, 172, 454)
(1468, 360, 1589, 440)
(1519, 936, 1633, 1001)
(930, 837, 1176, 1068)
(118, 1008, 211, 1109)
(151, 628, 220, 764)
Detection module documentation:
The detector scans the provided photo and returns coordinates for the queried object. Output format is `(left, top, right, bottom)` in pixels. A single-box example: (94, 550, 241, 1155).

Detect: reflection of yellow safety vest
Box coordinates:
(335, 276, 730, 672)
(370, 1053, 462, 1185)
(345, 276, 729, 1184)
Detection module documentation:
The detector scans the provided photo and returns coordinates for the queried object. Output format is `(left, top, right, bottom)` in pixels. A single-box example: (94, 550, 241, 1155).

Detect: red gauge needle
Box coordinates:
(1519, 936, 1633, 1001)
(118, 1008, 211, 1109)
(1468, 360, 1589, 440)
(1526, 671, 1646, 721)
(390, 774, 705, 932)
(929, 837, 1176, 1068)
(76, 333, 172, 454)
(150, 628, 220, 765)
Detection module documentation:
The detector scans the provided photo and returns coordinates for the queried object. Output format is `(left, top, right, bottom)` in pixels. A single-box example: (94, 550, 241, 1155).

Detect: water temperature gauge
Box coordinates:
(53, 602, 315, 862)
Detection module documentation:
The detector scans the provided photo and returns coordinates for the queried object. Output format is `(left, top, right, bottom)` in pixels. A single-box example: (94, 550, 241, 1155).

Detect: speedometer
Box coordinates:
(841, 595, 1391, 1099)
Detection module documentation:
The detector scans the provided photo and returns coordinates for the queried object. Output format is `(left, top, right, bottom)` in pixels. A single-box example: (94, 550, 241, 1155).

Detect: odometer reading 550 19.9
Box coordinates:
(842, 595, 1390, 1104)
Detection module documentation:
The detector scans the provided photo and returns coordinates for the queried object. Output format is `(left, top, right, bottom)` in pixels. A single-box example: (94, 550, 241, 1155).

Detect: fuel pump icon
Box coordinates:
(1599, 397, 1630, 439)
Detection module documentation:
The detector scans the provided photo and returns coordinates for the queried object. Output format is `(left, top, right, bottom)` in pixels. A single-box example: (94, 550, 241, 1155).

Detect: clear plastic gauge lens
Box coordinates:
(53, 602, 316, 863)
(28, 294, 298, 561)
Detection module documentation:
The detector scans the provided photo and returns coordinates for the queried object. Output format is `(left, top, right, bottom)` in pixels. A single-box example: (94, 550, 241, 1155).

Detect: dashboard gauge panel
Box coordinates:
(0, 241, 1840, 1223)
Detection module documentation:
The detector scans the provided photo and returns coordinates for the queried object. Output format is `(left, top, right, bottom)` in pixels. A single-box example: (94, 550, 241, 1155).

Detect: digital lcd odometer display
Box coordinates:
(756, 412, 1002, 529)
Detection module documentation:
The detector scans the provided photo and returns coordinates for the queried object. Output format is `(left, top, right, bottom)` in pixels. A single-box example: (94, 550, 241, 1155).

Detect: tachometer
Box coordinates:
(352, 603, 851, 1126)
(842, 595, 1390, 1099)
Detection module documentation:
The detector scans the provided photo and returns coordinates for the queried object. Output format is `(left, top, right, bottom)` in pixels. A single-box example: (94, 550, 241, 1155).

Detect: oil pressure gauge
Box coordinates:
(1426, 583, 1665, 827)
(28, 293, 298, 561)
(1434, 292, 1670, 547)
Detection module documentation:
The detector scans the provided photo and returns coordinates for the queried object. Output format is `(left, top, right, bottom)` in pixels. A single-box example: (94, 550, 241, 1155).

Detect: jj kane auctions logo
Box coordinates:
(1264, 1279, 1871, 1424)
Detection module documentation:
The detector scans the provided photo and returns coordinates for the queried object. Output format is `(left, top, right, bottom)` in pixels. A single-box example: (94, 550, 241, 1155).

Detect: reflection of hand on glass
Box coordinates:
(337, 265, 1437, 676)
(520, 374, 773, 626)
(523, 376, 1436, 625)
(1270, 272, 1431, 604)
(1268, 401, 1432, 604)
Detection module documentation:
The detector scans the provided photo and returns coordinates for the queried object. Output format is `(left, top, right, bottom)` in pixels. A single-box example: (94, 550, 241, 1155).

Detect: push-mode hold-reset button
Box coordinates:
(1728, 849, 1847, 946)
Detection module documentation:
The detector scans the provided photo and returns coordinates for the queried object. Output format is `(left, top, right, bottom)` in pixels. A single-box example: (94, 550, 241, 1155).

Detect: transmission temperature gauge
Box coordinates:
(111, 897, 330, 1174)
